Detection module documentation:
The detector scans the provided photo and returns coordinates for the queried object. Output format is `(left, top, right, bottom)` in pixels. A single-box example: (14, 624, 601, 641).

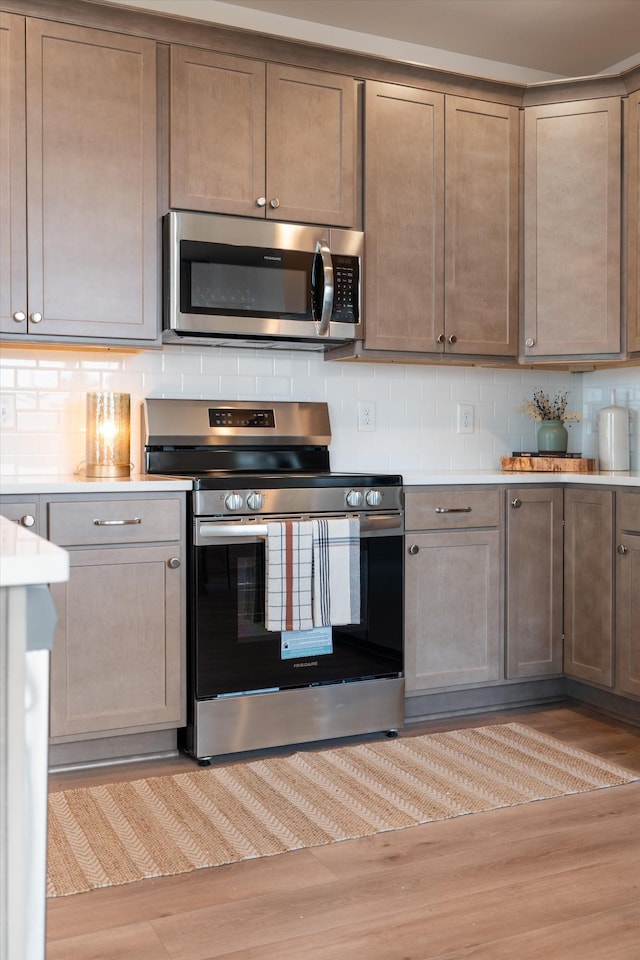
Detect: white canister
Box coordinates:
(598, 389, 630, 471)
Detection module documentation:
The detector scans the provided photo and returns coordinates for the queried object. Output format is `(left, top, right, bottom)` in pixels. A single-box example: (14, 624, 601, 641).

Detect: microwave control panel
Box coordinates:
(332, 255, 359, 323)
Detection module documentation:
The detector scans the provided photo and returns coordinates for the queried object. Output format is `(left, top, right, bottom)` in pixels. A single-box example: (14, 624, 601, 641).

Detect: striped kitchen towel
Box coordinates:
(265, 520, 314, 631)
(312, 517, 361, 627)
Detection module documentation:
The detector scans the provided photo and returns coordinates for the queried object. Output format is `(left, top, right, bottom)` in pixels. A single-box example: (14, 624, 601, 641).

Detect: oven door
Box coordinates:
(190, 516, 403, 699)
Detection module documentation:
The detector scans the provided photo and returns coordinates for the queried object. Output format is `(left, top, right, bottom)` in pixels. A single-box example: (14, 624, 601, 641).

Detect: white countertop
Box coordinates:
(0, 515, 69, 587)
(0, 474, 193, 495)
(400, 470, 640, 487)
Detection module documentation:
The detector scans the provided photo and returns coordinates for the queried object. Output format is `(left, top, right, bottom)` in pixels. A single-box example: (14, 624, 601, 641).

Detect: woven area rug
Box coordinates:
(47, 722, 638, 897)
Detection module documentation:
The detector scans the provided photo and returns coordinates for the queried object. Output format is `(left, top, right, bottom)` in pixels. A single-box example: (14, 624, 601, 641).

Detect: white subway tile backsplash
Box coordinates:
(1, 343, 638, 477)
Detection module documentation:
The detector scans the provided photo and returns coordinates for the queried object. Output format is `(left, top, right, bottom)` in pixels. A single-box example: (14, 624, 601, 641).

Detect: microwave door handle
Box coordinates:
(315, 239, 334, 336)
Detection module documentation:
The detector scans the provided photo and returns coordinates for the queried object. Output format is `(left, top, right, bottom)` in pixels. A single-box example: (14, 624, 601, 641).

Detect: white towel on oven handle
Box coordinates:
(312, 517, 361, 627)
(265, 520, 314, 632)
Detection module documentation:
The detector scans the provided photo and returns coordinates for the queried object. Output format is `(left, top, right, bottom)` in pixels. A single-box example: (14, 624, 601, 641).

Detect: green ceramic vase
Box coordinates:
(537, 419, 568, 453)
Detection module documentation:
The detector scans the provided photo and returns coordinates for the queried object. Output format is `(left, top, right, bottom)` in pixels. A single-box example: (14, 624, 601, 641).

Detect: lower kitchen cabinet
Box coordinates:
(404, 489, 503, 690)
(46, 494, 186, 741)
(616, 490, 640, 697)
(505, 486, 563, 678)
(563, 488, 615, 686)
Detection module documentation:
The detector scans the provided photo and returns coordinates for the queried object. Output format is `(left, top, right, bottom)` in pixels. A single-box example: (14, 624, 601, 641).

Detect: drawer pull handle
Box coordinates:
(434, 507, 472, 514)
(408, 544, 419, 555)
(511, 498, 522, 508)
(617, 544, 628, 555)
(168, 557, 181, 569)
(93, 518, 142, 526)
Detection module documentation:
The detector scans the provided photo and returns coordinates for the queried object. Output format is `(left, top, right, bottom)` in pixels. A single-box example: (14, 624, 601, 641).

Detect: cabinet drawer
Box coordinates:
(48, 498, 182, 545)
(405, 489, 500, 530)
(617, 491, 640, 533)
(0, 500, 39, 531)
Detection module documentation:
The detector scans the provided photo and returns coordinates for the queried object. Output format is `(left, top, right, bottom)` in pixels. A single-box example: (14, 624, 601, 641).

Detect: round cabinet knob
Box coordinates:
(408, 544, 419, 555)
(256, 197, 267, 207)
(20, 514, 36, 527)
(246, 491, 264, 511)
(13, 311, 26, 323)
(345, 489, 363, 508)
(511, 498, 522, 509)
(167, 557, 181, 569)
(617, 544, 628, 555)
(436, 333, 445, 344)
(224, 493, 244, 511)
(365, 489, 383, 507)
(30, 312, 43, 323)
(269, 198, 280, 209)
(525, 337, 535, 348)
(447, 334, 457, 345)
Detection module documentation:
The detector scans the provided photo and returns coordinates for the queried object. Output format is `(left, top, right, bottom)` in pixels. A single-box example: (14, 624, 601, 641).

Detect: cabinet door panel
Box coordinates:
(616, 533, 640, 698)
(266, 64, 355, 227)
(523, 98, 621, 357)
(25, 20, 158, 340)
(563, 488, 614, 685)
(49, 545, 183, 738)
(444, 96, 519, 356)
(627, 90, 640, 354)
(405, 529, 502, 689)
(364, 81, 445, 352)
(170, 46, 266, 216)
(506, 488, 563, 678)
(0, 13, 26, 335)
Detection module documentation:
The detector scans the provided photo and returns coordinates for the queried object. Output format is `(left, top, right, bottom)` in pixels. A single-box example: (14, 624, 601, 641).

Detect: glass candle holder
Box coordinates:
(85, 392, 131, 478)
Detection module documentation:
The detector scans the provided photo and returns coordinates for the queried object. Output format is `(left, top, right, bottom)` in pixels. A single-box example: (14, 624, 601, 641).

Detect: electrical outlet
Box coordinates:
(358, 401, 376, 432)
(457, 403, 474, 434)
(0, 393, 16, 429)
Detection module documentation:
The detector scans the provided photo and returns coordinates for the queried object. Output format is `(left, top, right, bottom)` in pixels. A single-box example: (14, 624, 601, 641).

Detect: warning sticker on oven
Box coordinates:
(281, 627, 333, 660)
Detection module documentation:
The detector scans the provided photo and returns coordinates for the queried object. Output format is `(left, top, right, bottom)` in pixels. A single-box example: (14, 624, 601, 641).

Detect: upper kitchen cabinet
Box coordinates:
(169, 46, 357, 227)
(626, 88, 640, 355)
(0, 15, 159, 345)
(363, 82, 519, 358)
(522, 97, 622, 359)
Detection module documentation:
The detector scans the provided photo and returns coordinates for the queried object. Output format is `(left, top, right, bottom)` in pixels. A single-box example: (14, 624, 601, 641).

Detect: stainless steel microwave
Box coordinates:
(162, 211, 364, 350)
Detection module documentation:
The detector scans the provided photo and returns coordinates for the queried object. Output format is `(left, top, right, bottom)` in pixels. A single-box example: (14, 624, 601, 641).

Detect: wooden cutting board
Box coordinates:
(501, 456, 597, 473)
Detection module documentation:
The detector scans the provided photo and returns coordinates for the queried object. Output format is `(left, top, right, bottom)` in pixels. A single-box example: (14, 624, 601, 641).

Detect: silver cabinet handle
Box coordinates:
(448, 334, 457, 344)
(436, 333, 445, 344)
(256, 197, 267, 207)
(617, 544, 628, 555)
(269, 198, 280, 209)
(167, 557, 181, 569)
(434, 506, 472, 514)
(408, 544, 419, 555)
(315, 238, 334, 337)
(511, 498, 522, 508)
(20, 514, 36, 527)
(30, 312, 43, 323)
(13, 311, 26, 323)
(525, 337, 535, 348)
(93, 518, 142, 526)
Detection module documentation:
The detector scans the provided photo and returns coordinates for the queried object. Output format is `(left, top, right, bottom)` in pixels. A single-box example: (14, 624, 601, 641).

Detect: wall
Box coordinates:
(0, 342, 599, 477)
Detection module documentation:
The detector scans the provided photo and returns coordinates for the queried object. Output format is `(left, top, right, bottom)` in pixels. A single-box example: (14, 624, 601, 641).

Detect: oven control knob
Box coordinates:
(246, 491, 264, 511)
(224, 493, 244, 511)
(346, 489, 364, 508)
(365, 489, 383, 507)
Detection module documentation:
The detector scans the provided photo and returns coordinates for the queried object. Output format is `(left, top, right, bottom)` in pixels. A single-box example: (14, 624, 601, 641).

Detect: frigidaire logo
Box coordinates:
(263, 255, 282, 261)
(293, 661, 318, 668)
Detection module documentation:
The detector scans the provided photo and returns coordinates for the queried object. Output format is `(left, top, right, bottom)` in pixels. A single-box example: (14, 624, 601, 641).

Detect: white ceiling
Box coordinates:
(104, 0, 640, 80)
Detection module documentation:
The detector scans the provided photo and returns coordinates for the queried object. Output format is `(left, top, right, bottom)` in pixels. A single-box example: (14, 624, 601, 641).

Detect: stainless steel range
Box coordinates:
(143, 399, 404, 762)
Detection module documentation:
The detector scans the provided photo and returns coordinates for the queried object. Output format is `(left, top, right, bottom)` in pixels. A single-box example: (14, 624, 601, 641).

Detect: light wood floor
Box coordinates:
(46, 703, 640, 960)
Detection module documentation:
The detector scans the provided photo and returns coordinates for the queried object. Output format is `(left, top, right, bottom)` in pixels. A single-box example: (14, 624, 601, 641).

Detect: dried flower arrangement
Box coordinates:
(517, 389, 582, 423)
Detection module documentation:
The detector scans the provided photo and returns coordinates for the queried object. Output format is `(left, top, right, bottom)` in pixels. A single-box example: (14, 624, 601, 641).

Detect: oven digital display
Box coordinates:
(209, 408, 275, 428)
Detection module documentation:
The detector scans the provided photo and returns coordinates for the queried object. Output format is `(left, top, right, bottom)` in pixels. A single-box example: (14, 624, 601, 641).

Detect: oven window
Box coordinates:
(191, 537, 403, 698)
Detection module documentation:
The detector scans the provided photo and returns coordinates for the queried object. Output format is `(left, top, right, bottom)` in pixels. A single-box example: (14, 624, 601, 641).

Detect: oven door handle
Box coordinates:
(198, 523, 268, 539)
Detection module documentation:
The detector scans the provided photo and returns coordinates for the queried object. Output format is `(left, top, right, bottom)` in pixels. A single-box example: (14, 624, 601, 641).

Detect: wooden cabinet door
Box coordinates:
(49, 544, 184, 739)
(505, 487, 563, 678)
(265, 64, 356, 227)
(405, 529, 502, 690)
(626, 89, 640, 354)
(523, 98, 622, 358)
(364, 81, 444, 352)
(616, 491, 640, 698)
(0, 13, 26, 336)
(444, 96, 519, 357)
(170, 46, 266, 217)
(563, 488, 614, 686)
(23, 20, 158, 342)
